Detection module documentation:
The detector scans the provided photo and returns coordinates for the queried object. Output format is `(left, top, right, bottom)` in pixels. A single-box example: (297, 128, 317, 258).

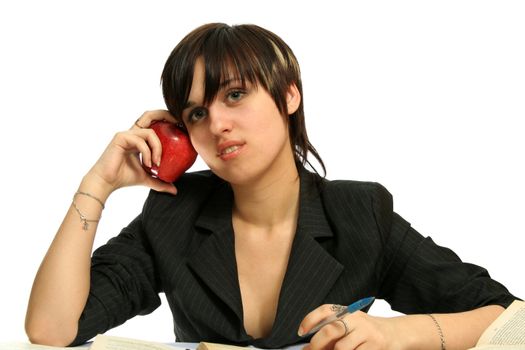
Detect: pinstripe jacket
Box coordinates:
(72, 167, 516, 348)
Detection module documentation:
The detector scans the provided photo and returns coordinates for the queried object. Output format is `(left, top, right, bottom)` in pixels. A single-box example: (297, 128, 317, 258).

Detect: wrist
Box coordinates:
(78, 172, 114, 204)
(388, 316, 416, 350)
(392, 314, 445, 350)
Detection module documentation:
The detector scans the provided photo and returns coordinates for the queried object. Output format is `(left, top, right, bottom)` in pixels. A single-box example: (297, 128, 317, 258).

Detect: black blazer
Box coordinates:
(72, 168, 516, 348)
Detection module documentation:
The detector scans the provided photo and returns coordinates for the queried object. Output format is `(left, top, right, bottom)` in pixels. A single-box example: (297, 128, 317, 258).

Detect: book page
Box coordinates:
(197, 343, 248, 350)
(88, 336, 306, 350)
(469, 346, 525, 350)
(0, 342, 88, 350)
(90, 335, 188, 350)
(473, 300, 525, 348)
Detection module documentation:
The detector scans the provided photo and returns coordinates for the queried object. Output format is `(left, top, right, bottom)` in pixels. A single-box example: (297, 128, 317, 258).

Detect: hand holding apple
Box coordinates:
(146, 121, 197, 183)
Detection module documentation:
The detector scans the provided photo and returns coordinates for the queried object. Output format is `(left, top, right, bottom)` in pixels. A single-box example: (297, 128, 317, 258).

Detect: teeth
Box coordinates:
(222, 146, 239, 154)
(222, 145, 240, 155)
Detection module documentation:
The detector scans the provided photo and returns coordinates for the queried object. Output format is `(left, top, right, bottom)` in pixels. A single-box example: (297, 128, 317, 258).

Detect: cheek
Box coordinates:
(258, 109, 289, 139)
(187, 130, 202, 152)
(246, 103, 285, 132)
(188, 129, 213, 157)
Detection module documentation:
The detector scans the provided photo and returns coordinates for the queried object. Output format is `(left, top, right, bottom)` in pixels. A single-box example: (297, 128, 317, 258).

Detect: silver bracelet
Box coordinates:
(75, 191, 105, 209)
(72, 201, 101, 231)
(427, 314, 446, 350)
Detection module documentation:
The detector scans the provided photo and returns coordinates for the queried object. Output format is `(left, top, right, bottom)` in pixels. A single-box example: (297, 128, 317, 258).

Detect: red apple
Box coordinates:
(146, 121, 197, 183)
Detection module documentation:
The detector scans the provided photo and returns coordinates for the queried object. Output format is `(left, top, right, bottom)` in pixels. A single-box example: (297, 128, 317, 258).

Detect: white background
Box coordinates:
(1, 0, 524, 343)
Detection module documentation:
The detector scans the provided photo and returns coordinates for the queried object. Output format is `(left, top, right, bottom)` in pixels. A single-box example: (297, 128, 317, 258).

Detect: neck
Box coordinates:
(231, 163, 300, 229)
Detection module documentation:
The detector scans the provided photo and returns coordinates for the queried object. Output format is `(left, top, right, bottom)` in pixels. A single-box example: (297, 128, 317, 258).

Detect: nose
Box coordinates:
(208, 103, 233, 135)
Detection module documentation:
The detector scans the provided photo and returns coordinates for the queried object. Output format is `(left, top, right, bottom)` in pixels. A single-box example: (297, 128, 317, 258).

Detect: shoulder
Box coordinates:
(316, 176, 394, 235)
(321, 177, 392, 208)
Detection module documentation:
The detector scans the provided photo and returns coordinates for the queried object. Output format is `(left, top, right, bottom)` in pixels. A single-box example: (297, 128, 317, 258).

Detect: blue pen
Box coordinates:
(303, 297, 375, 336)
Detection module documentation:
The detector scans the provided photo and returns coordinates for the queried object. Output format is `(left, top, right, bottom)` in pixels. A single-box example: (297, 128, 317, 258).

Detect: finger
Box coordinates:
(298, 304, 336, 336)
(131, 110, 179, 130)
(130, 128, 162, 167)
(132, 135, 155, 169)
(133, 117, 144, 129)
(144, 176, 178, 195)
(333, 328, 365, 350)
(308, 322, 344, 350)
(114, 132, 154, 168)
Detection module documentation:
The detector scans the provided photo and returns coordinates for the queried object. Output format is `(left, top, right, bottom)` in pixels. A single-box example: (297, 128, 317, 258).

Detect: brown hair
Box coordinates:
(161, 23, 325, 176)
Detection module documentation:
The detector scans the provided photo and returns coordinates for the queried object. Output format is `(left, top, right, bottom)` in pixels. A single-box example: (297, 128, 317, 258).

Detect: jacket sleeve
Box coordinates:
(70, 208, 162, 346)
(371, 184, 518, 313)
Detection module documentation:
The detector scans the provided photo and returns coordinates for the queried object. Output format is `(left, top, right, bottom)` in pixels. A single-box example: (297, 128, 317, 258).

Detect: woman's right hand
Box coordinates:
(26, 109, 181, 346)
(85, 110, 180, 197)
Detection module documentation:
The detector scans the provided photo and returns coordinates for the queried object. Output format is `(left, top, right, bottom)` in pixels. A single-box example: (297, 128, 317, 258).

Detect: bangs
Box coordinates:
(161, 23, 298, 121)
(200, 29, 261, 107)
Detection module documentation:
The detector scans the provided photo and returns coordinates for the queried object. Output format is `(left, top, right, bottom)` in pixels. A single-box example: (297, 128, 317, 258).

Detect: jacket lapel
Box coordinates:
(186, 170, 343, 347)
(261, 171, 344, 348)
(187, 182, 244, 322)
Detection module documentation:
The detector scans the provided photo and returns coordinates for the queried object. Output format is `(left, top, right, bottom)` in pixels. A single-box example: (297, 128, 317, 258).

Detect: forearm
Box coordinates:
(396, 305, 505, 350)
(25, 174, 112, 346)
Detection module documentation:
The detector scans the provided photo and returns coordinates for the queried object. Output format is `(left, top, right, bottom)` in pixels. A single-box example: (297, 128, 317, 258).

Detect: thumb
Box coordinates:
(146, 178, 178, 195)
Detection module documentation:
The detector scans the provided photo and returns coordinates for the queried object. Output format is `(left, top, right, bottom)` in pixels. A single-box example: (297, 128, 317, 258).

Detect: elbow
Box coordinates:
(25, 317, 78, 347)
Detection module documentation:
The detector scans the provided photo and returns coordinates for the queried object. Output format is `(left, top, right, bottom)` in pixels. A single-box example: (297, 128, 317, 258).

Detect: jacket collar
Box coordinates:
(188, 168, 343, 346)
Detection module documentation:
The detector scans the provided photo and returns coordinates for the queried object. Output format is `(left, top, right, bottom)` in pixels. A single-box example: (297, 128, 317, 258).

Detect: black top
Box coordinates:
(71, 168, 517, 348)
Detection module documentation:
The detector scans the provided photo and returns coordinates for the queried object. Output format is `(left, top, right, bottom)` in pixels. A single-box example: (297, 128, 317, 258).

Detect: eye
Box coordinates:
(187, 107, 208, 123)
(226, 89, 246, 103)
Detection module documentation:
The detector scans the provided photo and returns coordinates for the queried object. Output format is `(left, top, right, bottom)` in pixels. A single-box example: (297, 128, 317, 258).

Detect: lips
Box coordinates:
(221, 145, 241, 155)
(217, 140, 245, 159)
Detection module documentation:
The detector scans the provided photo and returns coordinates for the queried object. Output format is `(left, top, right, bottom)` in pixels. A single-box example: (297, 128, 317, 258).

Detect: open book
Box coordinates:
(89, 336, 306, 350)
(468, 300, 525, 349)
(0, 335, 304, 350)
(0, 336, 261, 350)
(89, 335, 253, 350)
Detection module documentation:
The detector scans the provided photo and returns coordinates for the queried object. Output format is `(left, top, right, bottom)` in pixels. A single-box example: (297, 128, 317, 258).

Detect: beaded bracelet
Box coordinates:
(75, 191, 105, 209)
(72, 191, 105, 231)
(72, 201, 101, 231)
(427, 314, 446, 350)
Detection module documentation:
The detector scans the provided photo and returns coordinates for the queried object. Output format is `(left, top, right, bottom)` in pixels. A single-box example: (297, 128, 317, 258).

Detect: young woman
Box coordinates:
(25, 23, 518, 350)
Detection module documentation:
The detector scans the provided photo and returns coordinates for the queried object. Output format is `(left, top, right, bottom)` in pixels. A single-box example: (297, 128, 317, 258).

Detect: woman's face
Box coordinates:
(181, 58, 299, 186)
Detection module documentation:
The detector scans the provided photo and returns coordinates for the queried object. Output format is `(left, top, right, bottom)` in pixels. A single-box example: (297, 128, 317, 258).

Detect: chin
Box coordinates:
(209, 164, 260, 186)
(207, 153, 286, 186)
(212, 169, 250, 185)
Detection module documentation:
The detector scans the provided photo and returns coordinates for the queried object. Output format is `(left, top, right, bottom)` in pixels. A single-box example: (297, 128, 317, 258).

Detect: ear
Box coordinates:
(286, 83, 301, 115)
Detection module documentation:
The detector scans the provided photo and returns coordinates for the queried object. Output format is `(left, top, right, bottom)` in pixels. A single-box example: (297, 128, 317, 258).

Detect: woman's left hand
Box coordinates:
(299, 304, 402, 350)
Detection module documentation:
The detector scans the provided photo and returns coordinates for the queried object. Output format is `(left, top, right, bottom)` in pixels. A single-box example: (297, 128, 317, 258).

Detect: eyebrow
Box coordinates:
(183, 78, 244, 110)
(183, 101, 196, 110)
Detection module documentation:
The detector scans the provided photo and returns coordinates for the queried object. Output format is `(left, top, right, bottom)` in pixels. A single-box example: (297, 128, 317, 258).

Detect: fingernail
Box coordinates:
(297, 327, 304, 337)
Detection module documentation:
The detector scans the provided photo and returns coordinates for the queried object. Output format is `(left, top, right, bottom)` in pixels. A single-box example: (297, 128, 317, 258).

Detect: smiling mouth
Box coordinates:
(219, 145, 241, 155)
